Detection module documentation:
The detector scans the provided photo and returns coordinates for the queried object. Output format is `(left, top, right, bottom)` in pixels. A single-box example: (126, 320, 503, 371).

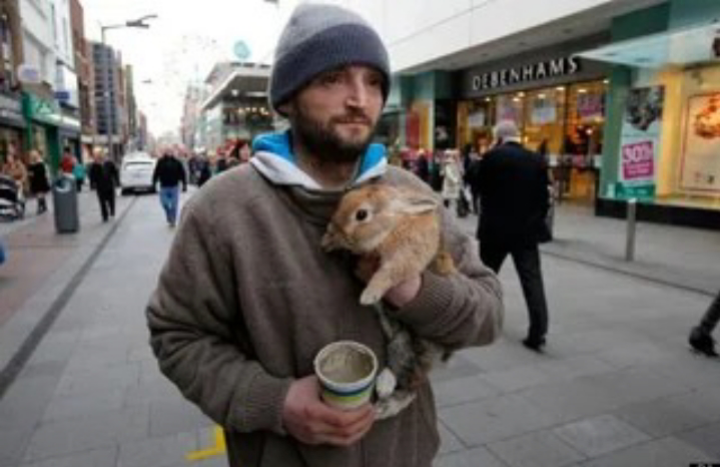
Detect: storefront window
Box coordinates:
(495, 94, 523, 129)
(565, 81, 607, 166)
(457, 98, 495, 154)
(32, 125, 48, 161)
(522, 87, 567, 156)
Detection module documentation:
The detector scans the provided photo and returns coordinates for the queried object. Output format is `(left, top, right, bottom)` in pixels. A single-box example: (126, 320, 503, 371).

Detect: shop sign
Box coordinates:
(17, 63, 42, 84)
(23, 93, 62, 126)
(617, 86, 665, 200)
(471, 56, 580, 92)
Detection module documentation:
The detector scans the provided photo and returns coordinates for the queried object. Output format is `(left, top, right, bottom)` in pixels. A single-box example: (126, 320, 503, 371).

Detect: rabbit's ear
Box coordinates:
(390, 193, 439, 215)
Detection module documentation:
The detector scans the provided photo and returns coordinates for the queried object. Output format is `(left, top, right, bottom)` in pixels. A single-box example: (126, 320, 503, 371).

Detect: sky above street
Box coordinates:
(80, 0, 299, 137)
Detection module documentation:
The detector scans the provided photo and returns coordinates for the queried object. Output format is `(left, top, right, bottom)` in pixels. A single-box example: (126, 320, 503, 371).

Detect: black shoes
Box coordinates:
(522, 336, 546, 353)
(689, 327, 718, 357)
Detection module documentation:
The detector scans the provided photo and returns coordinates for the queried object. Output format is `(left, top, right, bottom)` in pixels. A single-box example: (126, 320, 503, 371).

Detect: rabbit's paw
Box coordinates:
(375, 368, 397, 400)
(360, 287, 383, 305)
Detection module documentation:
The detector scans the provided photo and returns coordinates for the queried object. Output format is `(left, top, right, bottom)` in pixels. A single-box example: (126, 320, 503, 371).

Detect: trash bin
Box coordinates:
(53, 175, 79, 233)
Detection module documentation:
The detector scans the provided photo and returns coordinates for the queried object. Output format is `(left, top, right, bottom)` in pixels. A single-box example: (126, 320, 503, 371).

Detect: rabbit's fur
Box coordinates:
(322, 183, 455, 304)
(322, 182, 456, 419)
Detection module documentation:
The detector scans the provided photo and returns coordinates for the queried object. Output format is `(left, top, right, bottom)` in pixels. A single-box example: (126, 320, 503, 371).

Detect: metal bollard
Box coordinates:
(625, 198, 637, 262)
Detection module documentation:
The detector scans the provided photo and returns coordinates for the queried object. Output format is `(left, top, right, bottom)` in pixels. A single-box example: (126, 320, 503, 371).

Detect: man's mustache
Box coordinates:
(332, 114, 372, 126)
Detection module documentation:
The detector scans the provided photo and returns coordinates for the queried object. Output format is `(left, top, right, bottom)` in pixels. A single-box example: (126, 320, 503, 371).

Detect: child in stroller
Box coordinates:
(0, 174, 25, 220)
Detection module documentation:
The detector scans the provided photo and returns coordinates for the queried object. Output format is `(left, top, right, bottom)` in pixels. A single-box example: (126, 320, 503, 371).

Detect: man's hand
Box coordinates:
(282, 375, 375, 447)
(355, 256, 422, 308)
(383, 275, 422, 308)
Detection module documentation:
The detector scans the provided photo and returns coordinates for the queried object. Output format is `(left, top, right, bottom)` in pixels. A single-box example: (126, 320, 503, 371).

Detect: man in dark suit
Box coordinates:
(478, 120, 551, 351)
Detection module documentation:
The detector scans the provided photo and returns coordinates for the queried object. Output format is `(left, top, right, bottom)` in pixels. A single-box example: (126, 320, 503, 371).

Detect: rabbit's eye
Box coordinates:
(355, 209, 369, 222)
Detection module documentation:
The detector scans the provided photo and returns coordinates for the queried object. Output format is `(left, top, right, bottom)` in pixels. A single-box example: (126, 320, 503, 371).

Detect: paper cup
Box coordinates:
(313, 341, 378, 411)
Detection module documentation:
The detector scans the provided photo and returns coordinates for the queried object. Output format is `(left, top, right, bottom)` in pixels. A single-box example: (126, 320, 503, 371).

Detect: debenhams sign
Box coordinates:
(470, 56, 580, 92)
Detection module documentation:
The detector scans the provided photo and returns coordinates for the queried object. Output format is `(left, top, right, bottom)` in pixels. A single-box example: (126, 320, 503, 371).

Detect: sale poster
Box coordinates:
(679, 93, 720, 193)
(617, 86, 665, 199)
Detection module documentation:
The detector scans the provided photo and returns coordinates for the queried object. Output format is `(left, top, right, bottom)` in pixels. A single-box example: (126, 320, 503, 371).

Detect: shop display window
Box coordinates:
(522, 87, 567, 156)
(564, 81, 607, 167)
(457, 98, 495, 154)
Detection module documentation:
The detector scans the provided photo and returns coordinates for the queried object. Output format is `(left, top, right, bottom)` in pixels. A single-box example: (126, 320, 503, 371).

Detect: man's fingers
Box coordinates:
(307, 402, 374, 429)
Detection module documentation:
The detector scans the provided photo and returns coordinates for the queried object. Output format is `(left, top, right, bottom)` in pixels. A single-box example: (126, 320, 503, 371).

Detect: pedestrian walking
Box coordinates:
(478, 120, 551, 352)
(73, 160, 86, 192)
(152, 151, 187, 227)
(60, 148, 75, 175)
(89, 149, 119, 222)
(465, 151, 482, 215)
(415, 150, 430, 184)
(197, 156, 212, 187)
(441, 149, 464, 214)
(146, 5, 503, 467)
(27, 150, 50, 215)
(689, 290, 720, 357)
(1, 151, 27, 194)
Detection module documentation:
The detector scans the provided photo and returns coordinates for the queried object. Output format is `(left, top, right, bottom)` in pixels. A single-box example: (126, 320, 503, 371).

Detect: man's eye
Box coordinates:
(320, 73, 342, 86)
(355, 209, 369, 221)
(367, 76, 383, 88)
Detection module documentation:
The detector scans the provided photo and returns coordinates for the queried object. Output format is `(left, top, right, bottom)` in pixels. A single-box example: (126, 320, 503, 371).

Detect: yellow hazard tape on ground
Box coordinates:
(186, 426, 227, 461)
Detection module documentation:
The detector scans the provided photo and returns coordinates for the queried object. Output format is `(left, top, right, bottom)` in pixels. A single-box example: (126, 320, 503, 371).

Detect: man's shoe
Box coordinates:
(689, 327, 718, 357)
(522, 336, 546, 353)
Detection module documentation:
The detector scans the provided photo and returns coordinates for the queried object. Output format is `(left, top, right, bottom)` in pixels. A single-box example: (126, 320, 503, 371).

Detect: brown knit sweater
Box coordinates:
(146, 164, 503, 467)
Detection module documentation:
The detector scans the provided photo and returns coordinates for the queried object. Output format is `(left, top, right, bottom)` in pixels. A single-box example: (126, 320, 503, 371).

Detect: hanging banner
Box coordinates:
(679, 92, 720, 193)
(531, 96, 556, 125)
(616, 86, 665, 200)
(577, 92, 604, 122)
(496, 95, 522, 126)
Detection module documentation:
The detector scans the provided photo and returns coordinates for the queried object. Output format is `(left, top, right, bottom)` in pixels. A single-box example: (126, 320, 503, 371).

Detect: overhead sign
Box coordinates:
(471, 56, 580, 92)
(54, 90, 71, 102)
(233, 41, 251, 61)
(17, 64, 42, 84)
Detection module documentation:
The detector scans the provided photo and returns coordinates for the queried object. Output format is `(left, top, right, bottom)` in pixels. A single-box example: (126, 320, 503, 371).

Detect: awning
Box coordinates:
(576, 22, 720, 68)
(201, 66, 271, 111)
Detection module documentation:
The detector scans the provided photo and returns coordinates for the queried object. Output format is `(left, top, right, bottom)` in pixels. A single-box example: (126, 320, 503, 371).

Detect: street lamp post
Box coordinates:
(100, 14, 157, 162)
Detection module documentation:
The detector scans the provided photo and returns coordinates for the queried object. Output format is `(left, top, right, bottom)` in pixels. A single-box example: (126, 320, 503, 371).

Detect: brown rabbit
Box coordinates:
(322, 182, 456, 419)
(322, 183, 455, 305)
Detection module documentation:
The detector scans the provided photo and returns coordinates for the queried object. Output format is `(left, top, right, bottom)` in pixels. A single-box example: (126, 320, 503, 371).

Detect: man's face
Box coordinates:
(286, 65, 384, 163)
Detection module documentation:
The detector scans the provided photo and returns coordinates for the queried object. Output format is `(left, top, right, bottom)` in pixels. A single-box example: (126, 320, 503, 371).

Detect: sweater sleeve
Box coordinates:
(146, 202, 292, 435)
(389, 209, 504, 349)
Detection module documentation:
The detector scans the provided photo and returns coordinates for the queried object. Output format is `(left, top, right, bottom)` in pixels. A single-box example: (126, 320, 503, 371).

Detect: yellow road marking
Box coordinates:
(186, 426, 227, 461)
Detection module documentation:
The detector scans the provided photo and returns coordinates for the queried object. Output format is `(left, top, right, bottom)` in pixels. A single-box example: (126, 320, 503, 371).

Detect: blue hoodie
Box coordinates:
(250, 132, 387, 191)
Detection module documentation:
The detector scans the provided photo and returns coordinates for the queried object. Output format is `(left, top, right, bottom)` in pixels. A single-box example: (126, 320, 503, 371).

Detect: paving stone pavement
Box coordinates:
(0, 194, 719, 467)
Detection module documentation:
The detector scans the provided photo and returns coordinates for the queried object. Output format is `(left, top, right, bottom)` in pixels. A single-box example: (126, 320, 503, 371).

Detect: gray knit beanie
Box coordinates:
(269, 3, 390, 116)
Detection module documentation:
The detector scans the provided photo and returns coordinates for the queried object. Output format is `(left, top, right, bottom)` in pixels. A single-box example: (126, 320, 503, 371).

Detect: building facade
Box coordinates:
(319, 0, 720, 229)
(90, 41, 123, 160)
(49, 0, 81, 162)
(199, 62, 273, 154)
(0, 0, 25, 165)
(124, 64, 137, 150)
(19, 0, 73, 171)
(70, 0, 92, 161)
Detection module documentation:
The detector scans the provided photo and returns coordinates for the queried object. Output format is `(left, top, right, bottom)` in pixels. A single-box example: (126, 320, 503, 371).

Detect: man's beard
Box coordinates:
(292, 104, 376, 164)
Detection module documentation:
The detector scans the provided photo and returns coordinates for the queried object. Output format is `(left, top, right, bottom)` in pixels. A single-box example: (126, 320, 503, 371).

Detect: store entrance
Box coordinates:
(457, 79, 607, 204)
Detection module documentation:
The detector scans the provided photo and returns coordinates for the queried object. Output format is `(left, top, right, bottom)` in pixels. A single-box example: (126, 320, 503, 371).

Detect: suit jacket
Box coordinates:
(478, 141, 550, 246)
(89, 160, 119, 194)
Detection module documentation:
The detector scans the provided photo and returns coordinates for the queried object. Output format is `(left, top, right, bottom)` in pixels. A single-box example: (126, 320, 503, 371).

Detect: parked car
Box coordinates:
(120, 153, 157, 195)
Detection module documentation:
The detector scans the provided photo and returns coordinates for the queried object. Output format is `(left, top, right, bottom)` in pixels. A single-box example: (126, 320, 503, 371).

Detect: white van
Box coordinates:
(120, 152, 157, 195)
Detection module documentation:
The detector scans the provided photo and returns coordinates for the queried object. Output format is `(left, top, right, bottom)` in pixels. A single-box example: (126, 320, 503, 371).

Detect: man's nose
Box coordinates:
(346, 76, 370, 109)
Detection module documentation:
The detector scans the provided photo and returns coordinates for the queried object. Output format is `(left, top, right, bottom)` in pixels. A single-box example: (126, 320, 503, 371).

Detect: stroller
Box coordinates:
(0, 174, 25, 221)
